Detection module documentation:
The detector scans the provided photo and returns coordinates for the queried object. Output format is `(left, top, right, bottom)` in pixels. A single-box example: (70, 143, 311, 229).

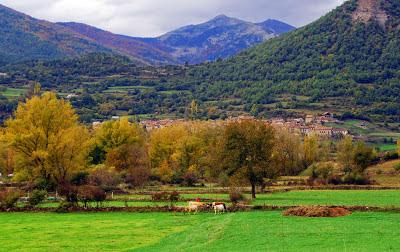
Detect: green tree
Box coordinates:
(218, 120, 276, 198)
(353, 142, 375, 174)
(337, 136, 355, 172)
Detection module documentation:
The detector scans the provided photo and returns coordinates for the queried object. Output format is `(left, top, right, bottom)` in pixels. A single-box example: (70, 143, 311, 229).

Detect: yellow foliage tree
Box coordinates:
(148, 122, 213, 184)
(273, 129, 304, 176)
(4, 92, 89, 184)
(303, 134, 320, 168)
(91, 118, 146, 170)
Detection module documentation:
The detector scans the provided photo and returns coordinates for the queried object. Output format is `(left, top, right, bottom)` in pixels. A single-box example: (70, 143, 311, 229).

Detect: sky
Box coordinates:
(0, 0, 346, 37)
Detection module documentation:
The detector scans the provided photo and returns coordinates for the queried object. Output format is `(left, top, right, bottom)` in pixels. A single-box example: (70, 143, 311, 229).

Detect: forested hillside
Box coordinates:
(185, 0, 400, 121)
(0, 4, 112, 66)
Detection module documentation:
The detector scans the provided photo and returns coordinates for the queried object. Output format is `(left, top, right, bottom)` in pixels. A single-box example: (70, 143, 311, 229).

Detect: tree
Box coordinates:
(337, 136, 355, 172)
(273, 129, 304, 176)
(353, 142, 375, 174)
(4, 92, 89, 185)
(188, 100, 199, 120)
(91, 118, 149, 186)
(303, 135, 320, 168)
(0, 136, 15, 176)
(218, 120, 276, 198)
(397, 139, 400, 156)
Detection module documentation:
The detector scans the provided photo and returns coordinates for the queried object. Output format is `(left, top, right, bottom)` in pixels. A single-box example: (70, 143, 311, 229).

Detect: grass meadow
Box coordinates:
(0, 211, 399, 251)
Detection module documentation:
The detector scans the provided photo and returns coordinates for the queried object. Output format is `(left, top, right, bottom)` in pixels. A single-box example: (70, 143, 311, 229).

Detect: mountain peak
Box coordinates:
(212, 14, 230, 20)
(352, 0, 388, 27)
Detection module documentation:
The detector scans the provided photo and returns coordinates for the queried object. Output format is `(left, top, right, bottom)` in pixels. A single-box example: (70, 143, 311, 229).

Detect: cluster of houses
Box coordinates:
(269, 113, 349, 138)
(92, 112, 349, 139)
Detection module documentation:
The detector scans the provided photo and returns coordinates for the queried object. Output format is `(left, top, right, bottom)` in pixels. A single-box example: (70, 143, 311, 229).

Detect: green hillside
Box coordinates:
(185, 0, 400, 121)
(0, 4, 112, 65)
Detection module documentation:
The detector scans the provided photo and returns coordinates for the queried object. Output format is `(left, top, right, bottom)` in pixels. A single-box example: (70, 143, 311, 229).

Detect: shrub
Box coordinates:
(58, 184, 78, 204)
(151, 192, 169, 201)
(77, 185, 106, 208)
(393, 163, 400, 172)
(0, 189, 20, 209)
(383, 151, 398, 161)
(169, 191, 180, 202)
(342, 173, 371, 185)
(89, 166, 120, 192)
(55, 201, 75, 213)
(123, 167, 150, 188)
(229, 187, 245, 204)
(327, 175, 343, 185)
(182, 172, 197, 187)
(70, 172, 89, 186)
(28, 190, 47, 207)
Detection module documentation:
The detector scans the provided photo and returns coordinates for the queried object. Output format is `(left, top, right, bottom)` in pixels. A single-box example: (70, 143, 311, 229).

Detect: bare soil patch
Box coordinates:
(283, 206, 352, 217)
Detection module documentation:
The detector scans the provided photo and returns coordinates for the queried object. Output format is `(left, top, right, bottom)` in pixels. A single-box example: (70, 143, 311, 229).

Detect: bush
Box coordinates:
(342, 173, 371, 185)
(58, 184, 78, 204)
(229, 187, 245, 204)
(151, 191, 179, 202)
(0, 189, 20, 209)
(70, 172, 89, 186)
(89, 166, 120, 192)
(394, 163, 400, 172)
(55, 201, 75, 213)
(28, 190, 47, 207)
(169, 191, 180, 202)
(77, 185, 106, 208)
(383, 151, 398, 161)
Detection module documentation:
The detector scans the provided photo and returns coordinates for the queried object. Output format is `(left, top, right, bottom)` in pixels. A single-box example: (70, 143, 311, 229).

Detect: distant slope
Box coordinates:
(60, 15, 295, 64)
(0, 3, 295, 66)
(154, 15, 295, 63)
(0, 4, 112, 66)
(57, 22, 178, 65)
(186, 0, 400, 121)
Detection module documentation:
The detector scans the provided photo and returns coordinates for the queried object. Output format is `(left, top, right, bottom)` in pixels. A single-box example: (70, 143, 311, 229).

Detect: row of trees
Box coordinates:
(0, 92, 390, 198)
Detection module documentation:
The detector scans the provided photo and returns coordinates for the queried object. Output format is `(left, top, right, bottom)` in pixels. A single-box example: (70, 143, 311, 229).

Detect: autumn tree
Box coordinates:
(4, 92, 89, 186)
(218, 120, 276, 198)
(303, 135, 321, 168)
(337, 136, 355, 172)
(91, 118, 149, 187)
(273, 129, 304, 176)
(148, 122, 213, 184)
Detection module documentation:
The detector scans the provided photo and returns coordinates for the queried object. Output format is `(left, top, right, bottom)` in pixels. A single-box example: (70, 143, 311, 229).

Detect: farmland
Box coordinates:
(0, 211, 399, 252)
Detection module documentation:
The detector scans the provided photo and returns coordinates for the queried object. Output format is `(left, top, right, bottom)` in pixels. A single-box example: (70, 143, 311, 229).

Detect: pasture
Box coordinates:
(28, 190, 400, 209)
(0, 211, 399, 251)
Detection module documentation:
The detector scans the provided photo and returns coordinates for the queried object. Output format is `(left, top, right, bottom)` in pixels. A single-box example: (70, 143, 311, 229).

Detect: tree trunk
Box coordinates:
(251, 183, 256, 199)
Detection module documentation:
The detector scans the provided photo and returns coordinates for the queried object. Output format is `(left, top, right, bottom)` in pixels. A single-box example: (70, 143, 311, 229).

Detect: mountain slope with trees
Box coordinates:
(0, 4, 294, 66)
(186, 0, 400, 121)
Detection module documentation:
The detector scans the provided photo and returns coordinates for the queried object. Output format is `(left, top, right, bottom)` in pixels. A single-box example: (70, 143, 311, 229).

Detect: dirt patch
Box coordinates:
(283, 206, 352, 218)
(352, 0, 388, 27)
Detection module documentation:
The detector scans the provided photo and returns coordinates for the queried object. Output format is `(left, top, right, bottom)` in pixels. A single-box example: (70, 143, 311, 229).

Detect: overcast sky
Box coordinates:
(0, 0, 346, 37)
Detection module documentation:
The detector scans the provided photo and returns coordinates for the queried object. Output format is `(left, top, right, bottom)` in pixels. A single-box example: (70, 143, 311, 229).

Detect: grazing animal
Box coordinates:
(212, 202, 227, 214)
(186, 201, 207, 214)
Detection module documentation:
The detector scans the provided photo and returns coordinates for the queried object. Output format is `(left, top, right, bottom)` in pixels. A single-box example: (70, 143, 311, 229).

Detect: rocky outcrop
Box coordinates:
(352, 0, 388, 27)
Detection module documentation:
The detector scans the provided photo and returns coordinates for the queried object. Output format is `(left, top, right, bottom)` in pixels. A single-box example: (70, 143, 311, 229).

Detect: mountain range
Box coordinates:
(0, 4, 294, 66)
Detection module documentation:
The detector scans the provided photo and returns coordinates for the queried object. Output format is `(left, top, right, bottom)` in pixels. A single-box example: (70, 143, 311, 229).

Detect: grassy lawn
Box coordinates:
(0, 211, 399, 251)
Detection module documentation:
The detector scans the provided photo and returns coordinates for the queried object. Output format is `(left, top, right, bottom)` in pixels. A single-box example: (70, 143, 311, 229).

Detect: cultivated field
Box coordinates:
(1, 211, 399, 252)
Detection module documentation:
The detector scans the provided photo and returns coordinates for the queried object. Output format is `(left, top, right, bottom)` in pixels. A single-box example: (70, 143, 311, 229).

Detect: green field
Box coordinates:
(0, 211, 399, 251)
(32, 190, 400, 209)
(1, 87, 27, 98)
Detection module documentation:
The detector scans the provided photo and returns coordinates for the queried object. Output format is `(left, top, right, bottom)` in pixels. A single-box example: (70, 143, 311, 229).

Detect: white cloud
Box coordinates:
(0, 0, 346, 37)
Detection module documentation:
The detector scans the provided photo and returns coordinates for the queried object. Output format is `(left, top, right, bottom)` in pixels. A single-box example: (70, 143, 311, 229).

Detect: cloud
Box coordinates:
(0, 0, 346, 37)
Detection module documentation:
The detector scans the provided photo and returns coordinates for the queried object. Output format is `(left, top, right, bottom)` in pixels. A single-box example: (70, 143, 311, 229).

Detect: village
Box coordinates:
(107, 112, 350, 138)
